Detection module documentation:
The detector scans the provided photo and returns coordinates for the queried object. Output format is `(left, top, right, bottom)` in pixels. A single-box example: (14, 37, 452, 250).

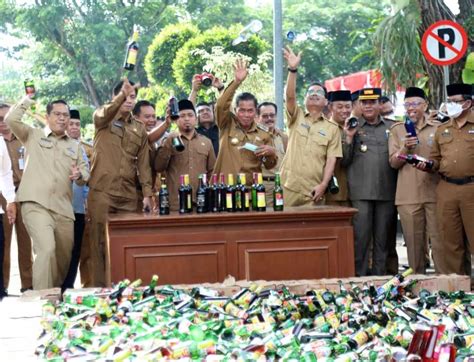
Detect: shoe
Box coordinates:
(20, 287, 33, 293)
(0, 288, 8, 300)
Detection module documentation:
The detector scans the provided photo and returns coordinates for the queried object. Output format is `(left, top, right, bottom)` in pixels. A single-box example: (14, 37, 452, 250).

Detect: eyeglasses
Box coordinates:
(307, 89, 326, 98)
(403, 101, 425, 108)
(260, 113, 276, 119)
(51, 111, 71, 119)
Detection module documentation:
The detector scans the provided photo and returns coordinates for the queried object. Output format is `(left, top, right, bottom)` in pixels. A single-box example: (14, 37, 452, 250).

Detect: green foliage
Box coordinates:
(279, 0, 389, 95)
(193, 46, 274, 103)
(172, 25, 270, 93)
(138, 84, 171, 117)
(373, 0, 424, 92)
(144, 23, 199, 86)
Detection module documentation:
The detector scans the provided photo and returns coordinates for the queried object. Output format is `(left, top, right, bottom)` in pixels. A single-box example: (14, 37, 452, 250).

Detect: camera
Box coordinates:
(348, 117, 359, 129)
(197, 73, 214, 87)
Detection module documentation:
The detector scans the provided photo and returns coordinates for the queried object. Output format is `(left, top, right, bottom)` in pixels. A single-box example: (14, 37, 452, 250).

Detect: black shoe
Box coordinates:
(0, 288, 8, 300)
(20, 287, 33, 293)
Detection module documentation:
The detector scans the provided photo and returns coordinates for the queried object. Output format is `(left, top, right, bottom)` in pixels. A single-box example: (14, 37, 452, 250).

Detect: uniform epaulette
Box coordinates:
(257, 123, 270, 133)
(390, 121, 405, 130)
(326, 118, 340, 127)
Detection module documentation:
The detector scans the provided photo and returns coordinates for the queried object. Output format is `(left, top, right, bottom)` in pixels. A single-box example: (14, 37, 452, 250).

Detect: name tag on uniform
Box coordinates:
(469, 130, 474, 134)
(300, 123, 310, 130)
(113, 121, 124, 128)
(318, 129, 326, 137)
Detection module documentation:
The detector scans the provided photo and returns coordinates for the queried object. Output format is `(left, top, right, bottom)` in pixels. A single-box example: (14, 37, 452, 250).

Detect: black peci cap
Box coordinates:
(404, 87, 426, 99)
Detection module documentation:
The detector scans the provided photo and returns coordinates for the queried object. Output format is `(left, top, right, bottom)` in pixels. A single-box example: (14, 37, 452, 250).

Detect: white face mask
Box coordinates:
(439, 102, 464, 118)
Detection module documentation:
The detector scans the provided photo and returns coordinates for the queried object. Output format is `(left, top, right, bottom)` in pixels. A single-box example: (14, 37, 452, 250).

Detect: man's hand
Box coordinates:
(191, 74, 202, 92)
(255, 145, 276, 158)
(343, 118, 358, 141)
(233, 58, 248, 84)
(283, 46, 302, 69)
(121, 78, 140, 98)
(311, 184, 327, 202)
(212, 76, 224, 91)
(69, 164, 81, 181)
(403, 134, 419, 150)
(415, 161, 429, 172)
(143, 196, 152, 213)
(6, 202, 16, 225)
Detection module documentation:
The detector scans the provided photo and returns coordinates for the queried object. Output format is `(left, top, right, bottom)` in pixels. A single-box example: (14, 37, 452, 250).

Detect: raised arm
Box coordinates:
(283, 46, 302, 125)
(215, 59, 249, 130)
(93, 78, 138, 130)
(5, 96, 34, 144)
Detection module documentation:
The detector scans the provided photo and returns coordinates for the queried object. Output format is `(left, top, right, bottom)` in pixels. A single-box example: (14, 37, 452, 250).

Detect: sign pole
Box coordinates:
(443, 65, 449, 101)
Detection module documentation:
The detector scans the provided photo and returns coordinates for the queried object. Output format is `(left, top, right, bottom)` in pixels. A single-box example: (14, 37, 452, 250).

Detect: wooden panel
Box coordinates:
(235, 234, 338, 281)
(107, 207, 357, 285)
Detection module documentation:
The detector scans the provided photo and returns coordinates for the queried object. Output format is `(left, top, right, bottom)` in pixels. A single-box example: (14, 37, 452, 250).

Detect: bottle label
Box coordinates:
(197, 194, 205, 207)
(127, 48, 138, 65)
(186, 194, 192, 209)
(257, 192, 266, 207)
(352, 330, 369, 347)
(275, 192, 284, 206)
(226, 193, 233, 208)
(160, 195, 169, 208)
(245, 192, 250, 208)
(235, 192, 242, 209)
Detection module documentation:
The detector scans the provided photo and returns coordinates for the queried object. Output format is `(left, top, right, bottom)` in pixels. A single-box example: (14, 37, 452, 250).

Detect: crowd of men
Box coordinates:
(0, 46, 472, 296)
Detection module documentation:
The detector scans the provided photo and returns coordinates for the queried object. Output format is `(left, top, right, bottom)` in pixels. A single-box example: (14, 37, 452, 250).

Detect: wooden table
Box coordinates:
(107, 206, 357, 286)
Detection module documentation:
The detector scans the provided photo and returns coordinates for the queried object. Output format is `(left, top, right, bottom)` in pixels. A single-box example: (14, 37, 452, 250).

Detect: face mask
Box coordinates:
(439, 102, 464, 118)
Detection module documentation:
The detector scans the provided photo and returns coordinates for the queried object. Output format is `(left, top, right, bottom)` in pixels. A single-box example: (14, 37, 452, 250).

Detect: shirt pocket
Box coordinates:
(125, 131, 142, 156)
(228, 130, 244, 147)
(38, 139, 53, 149)
(310, 134, 328, 154)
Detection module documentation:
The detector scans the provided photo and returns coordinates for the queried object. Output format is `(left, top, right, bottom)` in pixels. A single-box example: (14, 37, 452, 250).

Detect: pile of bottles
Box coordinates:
(158, 172, 284, 215)
(37, 270, 474, 361)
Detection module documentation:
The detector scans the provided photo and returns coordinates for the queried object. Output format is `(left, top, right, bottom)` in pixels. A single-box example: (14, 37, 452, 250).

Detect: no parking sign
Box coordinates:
(421, 20, 467, 66)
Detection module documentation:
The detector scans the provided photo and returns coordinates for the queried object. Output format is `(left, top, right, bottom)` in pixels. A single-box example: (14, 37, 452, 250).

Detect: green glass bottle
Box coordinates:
(234, 174, 244, 212)
(256, 173, 266, 212)
(251, 172, 258, 211)
(273, 172, 284, 211)
(225, 174, 236, 212)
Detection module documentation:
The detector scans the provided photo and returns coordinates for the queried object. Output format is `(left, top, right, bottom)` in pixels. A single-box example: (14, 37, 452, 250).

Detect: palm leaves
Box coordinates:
(373, 0, 424, 93)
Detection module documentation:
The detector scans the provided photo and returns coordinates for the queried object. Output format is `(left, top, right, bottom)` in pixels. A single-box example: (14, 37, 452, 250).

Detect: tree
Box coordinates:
(374, 0, 472, 107)
(144, 23, 199, 87)
(172, 25, 270, 93)
(272, 0, 388, 95)
(0, 0, 177, 107)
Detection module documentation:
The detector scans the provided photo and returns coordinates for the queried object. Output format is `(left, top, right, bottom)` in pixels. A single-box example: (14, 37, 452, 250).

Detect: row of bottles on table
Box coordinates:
(158, 172, 284, 215)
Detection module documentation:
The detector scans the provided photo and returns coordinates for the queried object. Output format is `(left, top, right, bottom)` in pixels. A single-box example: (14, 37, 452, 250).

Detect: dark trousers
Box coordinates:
(62, 213, 85, 290)
(0, 215, 4, 295)
(352, 200, 398, 276)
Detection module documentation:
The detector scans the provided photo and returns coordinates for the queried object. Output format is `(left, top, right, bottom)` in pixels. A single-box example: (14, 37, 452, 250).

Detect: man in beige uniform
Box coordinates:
(6, 97, 89, 289)
(213, 59, 277, 185)
(389, 87, 440, 274)
(0, 104, 33, 292)
(84, 79, 153, 287)
(418, 83, 474, 276)
(256, 102, 288, 206)
(155, 100, 216, 211)
(325, 91, 353, 207)
(281, 47, 342, 207)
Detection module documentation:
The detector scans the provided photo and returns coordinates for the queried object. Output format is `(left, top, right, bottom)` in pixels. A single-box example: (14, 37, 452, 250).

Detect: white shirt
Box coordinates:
(0, 136, 16, 213)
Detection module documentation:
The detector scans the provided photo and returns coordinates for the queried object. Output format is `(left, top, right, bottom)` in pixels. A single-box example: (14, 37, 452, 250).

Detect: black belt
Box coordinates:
(262, 176, 275, 182)
(440, 174, 474, 185)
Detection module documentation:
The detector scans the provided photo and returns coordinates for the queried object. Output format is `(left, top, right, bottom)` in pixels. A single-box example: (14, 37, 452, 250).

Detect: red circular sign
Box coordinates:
(421, 20, 467, 66)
